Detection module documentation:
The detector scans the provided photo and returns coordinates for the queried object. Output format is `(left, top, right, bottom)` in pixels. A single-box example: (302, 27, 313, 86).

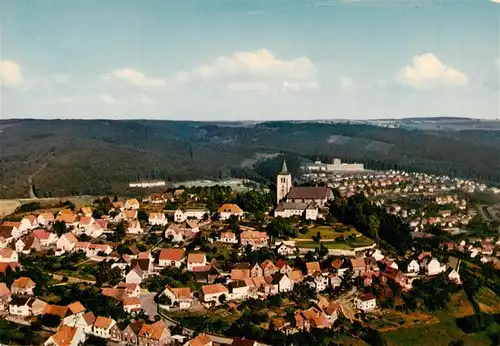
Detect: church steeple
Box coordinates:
(276, 156, 292, 205)
(279, 157, 289, 176)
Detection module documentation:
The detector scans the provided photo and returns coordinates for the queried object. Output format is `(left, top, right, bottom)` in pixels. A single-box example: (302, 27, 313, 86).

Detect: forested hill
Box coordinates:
(1, 119, 500, 198)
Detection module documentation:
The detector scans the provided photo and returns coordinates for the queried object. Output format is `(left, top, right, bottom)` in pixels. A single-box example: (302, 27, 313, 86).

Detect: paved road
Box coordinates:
(140, 291, 157, 321)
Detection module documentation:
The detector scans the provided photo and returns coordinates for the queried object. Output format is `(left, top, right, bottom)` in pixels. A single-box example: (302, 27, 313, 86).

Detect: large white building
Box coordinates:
(304, 158, 364, 172)
(128, 180, 166, 188)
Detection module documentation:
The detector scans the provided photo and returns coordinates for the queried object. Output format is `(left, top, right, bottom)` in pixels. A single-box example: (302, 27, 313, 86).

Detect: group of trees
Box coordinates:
(329, 194, 412, 254)
(402, 273, 460, 312)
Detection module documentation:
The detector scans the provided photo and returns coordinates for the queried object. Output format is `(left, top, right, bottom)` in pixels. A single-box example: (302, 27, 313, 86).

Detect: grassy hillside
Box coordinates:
(1, 119, 500, 198)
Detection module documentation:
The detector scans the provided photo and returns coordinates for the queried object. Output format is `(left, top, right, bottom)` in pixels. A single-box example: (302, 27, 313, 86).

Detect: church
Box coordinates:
(275, 159, 334, 220)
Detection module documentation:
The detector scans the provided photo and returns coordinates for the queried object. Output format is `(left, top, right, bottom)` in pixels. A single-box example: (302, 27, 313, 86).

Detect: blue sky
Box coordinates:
(0, 0, 499, 120)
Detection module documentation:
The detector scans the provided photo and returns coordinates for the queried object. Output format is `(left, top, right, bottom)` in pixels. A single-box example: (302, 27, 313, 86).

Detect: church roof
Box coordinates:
(278, 158, 290, 176)
(287, 186, 333, 200)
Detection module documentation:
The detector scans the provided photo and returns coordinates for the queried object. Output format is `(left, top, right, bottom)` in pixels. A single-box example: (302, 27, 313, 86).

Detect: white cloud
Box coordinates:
(53, 73, 69, 84)
(99, 93, 120, 105)
(227, 81, 271, 94)
(0, 60, 24, 86)
(106, 68, 166, 87)
(397, 53, 468, 89)
(282, 81, 319, 91)
(340, 76, 355, 89)
(491, 0, 500, 3)
(178, 49, 318, 88)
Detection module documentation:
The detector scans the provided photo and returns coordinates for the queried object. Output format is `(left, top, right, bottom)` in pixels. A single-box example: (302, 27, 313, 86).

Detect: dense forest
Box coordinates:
(1, 119, 500, 198)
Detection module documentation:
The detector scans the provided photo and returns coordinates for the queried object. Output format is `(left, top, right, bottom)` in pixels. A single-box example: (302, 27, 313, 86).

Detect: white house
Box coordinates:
(187, 253, 207, 271)
(20, 215, 38, 232)
(174, 208, 208, 222)
(164, 224, 185, 243)
(63, 311, 96, 334)
(273, 273, 293, 293)
(219, 232, 237, 244)
(274, 202, 319, 220)
(407, 260, 420, 274)
(0, 248, 18, 263)
(426, 258, 446, 276)
(228, 281, 252, 300)
(9, 296, 36, 317)
(125, 267, 144, 285)
(92, 317, 117, 339)
(124, 199, 140, 210)
(158, 248, 185, 268)
(309, 272, 329, 292)
(56, 233, 78, 252)
(44, 325, 87, 346)
(33, 229, 58, 247)
(201, 284, 228, 305)
(354, 294, 377, 312)
(162, 286, 193, 310)
(127, 220, 144, 235)
(217, 204, 244, 221)
(116, 282, 141, 298)
(276, 242, 296, 257)
(122, 297, 142, 314)
(37, 213, 55, 228)
(149, 212, 168, 226)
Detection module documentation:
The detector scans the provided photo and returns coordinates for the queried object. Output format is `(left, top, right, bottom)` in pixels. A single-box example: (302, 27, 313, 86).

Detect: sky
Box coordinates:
(0, 0, 499, 121)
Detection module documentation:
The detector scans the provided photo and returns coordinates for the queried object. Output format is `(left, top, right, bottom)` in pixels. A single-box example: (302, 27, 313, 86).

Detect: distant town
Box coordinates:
(0, 156, 500, 346)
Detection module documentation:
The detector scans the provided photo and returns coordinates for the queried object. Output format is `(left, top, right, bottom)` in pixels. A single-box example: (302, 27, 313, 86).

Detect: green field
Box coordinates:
(475, 287, 500, 314)
(297, 235, 374, 250)
(296, 225, 361, 240)
(383, 311, 497, 346)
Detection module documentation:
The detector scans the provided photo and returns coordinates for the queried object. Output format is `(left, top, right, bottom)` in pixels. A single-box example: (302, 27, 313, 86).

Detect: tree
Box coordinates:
(93, 261, 122, 286)
(219, 294, 227, 305)
(229, 215, 239, 232)
(312, 231, 321, 243)
(41, 314, 61, 328)
(315, 244, 329, 260)
(266, 218, 294, 240)
(53, 221, 67, 237)
(368, 214, 380, 245)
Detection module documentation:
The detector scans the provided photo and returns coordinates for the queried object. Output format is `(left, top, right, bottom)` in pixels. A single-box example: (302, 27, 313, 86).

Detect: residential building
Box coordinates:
(0, 283, 11, 311)
(158, 248, 185, 268)
(125, 198, 140, 210)
(354, 293, 377, 312)
(149, 212, 168, 226)
(407, 259, 420, 274)
(187, 253, 207, 271)
(250, 263, 263, 277)
(11, 277, 36, 295)
(184, 334, 212, 346)
(218, 204, 244, 220)
(44, 325, 86, 346)
(174, 208, 208, 223)
(161, 286, 193, 310)
(240, 231, 269, 249)
(123, 297, 142, 314)
(0, 248, 18, 263)
(138, 321, 171, 346)
(33, 229, 58, 247)
(92, 317, 120, 340)
(201, 284, 228, 305)
(37, 212, 55, 228)
(220, 231, 237, 244)
(56, 232, 78, 253)
(122, 321, 144, 346)
(127, 220, 144, 235)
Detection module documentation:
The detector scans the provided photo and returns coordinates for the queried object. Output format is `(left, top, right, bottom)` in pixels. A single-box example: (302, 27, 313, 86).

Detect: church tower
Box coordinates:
(276, 157, 292, 204)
